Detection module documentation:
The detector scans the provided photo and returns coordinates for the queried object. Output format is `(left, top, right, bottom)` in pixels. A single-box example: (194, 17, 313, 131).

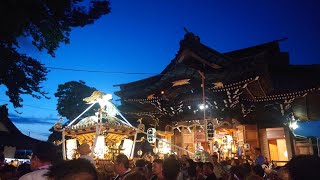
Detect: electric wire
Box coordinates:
(46, 66, 159, 75)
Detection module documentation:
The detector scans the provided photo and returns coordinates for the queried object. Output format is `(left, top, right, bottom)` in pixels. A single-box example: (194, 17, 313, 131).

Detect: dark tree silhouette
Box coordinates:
(55, 80, 98, 121)
(49, 80, 98, 143)
(0, 0, 110, 108)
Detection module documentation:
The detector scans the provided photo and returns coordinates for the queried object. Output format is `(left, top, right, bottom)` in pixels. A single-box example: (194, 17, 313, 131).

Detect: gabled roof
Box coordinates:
(0, 105, 42, 149)
(114, 33, 320, 127)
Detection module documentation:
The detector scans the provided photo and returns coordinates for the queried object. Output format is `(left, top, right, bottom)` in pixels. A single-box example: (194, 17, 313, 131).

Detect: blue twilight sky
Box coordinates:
(1, 0, 320, 140)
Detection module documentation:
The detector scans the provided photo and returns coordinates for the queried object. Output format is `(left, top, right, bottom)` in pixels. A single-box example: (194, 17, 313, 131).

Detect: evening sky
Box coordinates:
(1, 0, 319, 140)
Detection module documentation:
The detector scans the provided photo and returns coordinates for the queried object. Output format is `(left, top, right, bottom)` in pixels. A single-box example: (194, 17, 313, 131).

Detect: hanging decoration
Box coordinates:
(147, 128, 157, 143)
(66, 139, 77, 160)
(207, 121, 214, 140)
(172, 79, 190, 87)
(158, 139, 171, 154)
(94, 135, 105, 159)
(122, 139, 134, 157)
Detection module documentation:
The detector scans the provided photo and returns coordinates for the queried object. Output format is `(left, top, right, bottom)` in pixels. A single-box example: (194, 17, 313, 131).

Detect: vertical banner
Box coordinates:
(207, 121, 214, 140)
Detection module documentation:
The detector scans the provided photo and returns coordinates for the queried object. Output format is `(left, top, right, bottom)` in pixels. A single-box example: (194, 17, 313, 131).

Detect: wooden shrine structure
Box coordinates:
(114, 32, 320, 160)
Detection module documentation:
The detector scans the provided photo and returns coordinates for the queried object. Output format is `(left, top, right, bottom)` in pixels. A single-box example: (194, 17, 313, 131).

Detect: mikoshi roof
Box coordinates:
(114, 32, 320, 130)
(65, 113, 136, 143)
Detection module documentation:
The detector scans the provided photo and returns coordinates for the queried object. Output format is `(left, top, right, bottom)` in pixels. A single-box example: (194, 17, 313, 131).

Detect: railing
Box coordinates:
(269, 160, 289, 167)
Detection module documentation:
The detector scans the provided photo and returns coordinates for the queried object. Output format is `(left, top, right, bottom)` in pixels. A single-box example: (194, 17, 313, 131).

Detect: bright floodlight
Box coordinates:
(290, 121, 299, 130)
(199, 104, 208, 110)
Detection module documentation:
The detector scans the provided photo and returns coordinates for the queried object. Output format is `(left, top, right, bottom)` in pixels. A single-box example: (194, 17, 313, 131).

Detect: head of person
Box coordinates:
(186, 159, 196, 178)
(122, 171, 147, 180)
(77, 143, 91, 156)
(202, 162, 214, 176)
(30, 141, 58, 170)
(162, 157, 180, 180)
(1, 164, 17, 179)
(254, 148, 261, 156)
(45, 158, 98, 180)
(231, 158, 240, 166)
(114, 154, 129, 175)
(286, 155, 320, 180)
(134, 159, 147, 175)
(17, 162, 31, 176)
(152, 159, 163, 177)
(195, 161, 204, 174)
(252, 165, 264, 177)
(212, 154, 219, 163)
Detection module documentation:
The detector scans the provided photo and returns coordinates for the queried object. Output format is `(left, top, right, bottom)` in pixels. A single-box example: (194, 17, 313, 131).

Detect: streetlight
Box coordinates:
(199, 104, 208, 110)
(289, 121, 299, 130)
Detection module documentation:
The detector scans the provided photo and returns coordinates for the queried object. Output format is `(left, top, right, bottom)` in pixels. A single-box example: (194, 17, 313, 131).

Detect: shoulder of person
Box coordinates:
(19, 169, 48, 180)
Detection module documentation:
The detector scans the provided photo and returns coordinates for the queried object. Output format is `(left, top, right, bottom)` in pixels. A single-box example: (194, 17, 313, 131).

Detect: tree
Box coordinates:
(54, 80, 98, 121)
(48, 80, 98, 143)
(0, 0, 110, 108)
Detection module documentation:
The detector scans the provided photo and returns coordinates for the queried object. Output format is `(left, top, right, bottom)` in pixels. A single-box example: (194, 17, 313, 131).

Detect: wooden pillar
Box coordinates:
(258, 128, 270, 161)
(284, 126, 295, 159)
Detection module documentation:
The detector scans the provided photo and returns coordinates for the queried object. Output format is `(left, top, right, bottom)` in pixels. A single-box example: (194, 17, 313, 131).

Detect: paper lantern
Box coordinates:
(147, 128, 156, 143)
(94, 135, 105, 159)
(158, 139, 171, 154)
(122, 139, 133, 157)
(66, 139, 77, 160)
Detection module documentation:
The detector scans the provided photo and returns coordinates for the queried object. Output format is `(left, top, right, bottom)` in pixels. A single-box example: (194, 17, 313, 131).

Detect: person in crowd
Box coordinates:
(134, 159, 147, 175)
(123, 171, 147, 180)
(145, 161, 153, 179)
(252, 164, 264, 178)
(240, 162, 252, 179)
(113, 154, 131, 180)
(44, 158, 98, 180)
(150, 159, 164, 180)
(0, 147, 4, 166)
(211, 154, 224, 179)
(17, 163, 31, 177)
(276, 167, 289, 180)
(77, 143, 95, 165)
(195, 162, 205, 180)
(202, 162, 217, 180)
(228, 165, 244, 180)
(245, 155, 253, 165)
(0, 164, 17, 180)
(162, 157, 180, 180)
(286, 155, 320, 180)
(254, 148, 264, 166)
(186, 159, 196, 180)
(19, 141, 58, 180)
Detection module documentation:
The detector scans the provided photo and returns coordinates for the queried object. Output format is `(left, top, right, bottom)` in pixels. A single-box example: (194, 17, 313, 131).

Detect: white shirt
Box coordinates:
(19, 169, 49, 180)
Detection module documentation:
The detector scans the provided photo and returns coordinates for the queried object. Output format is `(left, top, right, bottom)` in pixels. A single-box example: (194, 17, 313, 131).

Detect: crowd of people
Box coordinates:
(1, 142, 320, 180)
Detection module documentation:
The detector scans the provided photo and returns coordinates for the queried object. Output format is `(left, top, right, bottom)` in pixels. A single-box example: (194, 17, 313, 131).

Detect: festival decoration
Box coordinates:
(94, 135, 105, 159)
(66, 139, 77, 160)
(122, 139, 133, 157)
(172, 79, 190, 87)
(158, 139, 170, 154)
(147, 128, 156, 143)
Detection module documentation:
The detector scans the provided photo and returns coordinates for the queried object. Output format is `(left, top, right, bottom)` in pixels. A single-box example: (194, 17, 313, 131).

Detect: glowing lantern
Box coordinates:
(147, 128, 156, 143)
(122, 139, 133, 157)
(66, 139, 77, 160)
(94, 135, 105, 159)
(158, 139, 171, 154)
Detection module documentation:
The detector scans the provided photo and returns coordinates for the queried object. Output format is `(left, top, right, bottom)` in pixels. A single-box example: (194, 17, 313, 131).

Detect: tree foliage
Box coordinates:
(0, 0, 110, 108)
(55, 80, 98, 121)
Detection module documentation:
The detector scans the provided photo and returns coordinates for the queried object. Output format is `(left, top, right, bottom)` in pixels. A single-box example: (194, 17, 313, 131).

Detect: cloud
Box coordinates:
(8, 113, 57, 125)
(37, 132, 51, 137)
